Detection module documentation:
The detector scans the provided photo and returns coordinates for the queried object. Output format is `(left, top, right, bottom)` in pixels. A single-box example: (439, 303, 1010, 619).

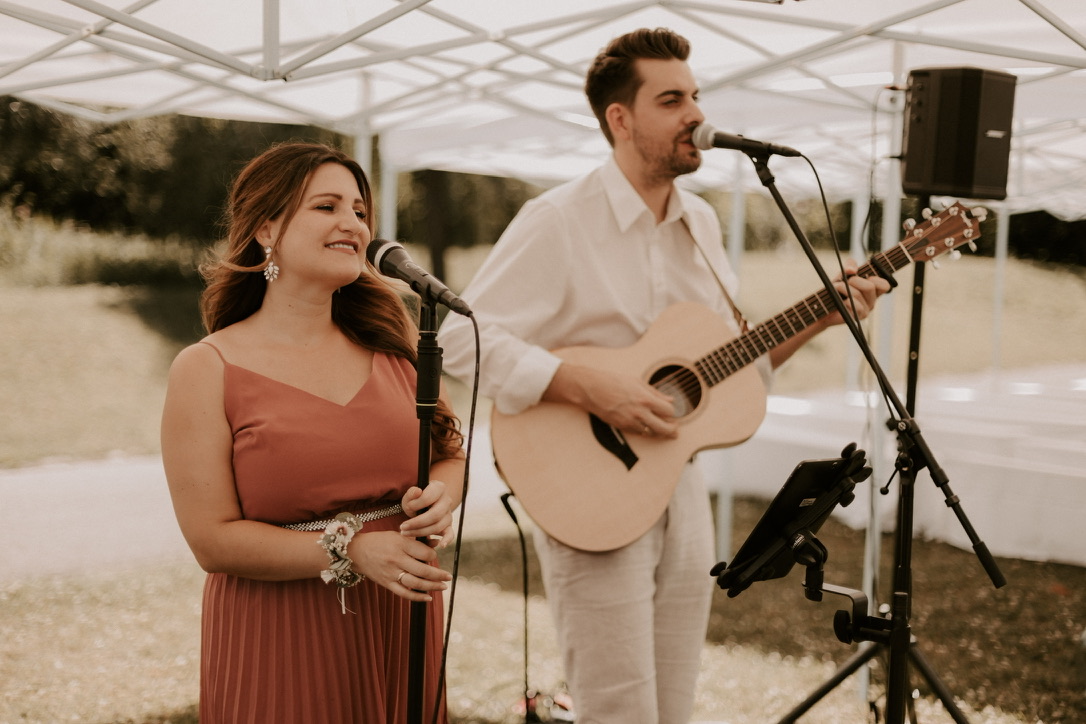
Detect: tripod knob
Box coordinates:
(833, 609, 855, 644)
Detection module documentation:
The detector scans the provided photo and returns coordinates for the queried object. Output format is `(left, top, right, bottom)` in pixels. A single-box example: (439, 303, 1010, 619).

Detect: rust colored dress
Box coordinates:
(198, 343, 447, 724)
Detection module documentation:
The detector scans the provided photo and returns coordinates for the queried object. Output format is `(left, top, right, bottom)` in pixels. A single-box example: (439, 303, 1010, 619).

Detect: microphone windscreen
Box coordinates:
(691, 123, 716, 151)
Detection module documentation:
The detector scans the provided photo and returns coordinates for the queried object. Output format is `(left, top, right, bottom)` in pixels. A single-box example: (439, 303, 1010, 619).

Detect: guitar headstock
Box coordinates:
(901, 202, 986, 266)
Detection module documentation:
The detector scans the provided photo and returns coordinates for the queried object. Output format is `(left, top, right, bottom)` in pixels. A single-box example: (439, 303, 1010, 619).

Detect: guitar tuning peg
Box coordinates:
(902, 218, 917, 231)
(949, 250, 962, 261)
(931, 259, 941, 269)
(971, 207, 989, 222)
(921, 208, 933, 219)
(967, 240, 977, 252)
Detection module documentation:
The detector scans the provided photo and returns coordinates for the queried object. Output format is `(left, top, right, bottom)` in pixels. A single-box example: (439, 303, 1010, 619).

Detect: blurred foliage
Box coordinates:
(1008, 209, 1086, 265)
(0, 97, 545, 288)
(0, 95, 1083, 282)
(715, 193, 1086, 266)
(0, 201, 204, 287)
(396, 169, 542, 282)
(0, 97, 345, 244)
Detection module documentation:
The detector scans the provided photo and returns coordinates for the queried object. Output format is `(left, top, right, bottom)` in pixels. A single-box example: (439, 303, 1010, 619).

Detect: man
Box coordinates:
(438, 28, 888, 724)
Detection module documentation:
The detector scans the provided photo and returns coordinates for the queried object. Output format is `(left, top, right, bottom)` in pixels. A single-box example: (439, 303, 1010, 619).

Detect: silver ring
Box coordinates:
(396, 571, 408, 585)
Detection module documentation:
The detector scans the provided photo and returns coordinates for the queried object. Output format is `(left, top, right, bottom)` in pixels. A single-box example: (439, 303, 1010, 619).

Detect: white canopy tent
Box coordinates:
(1, 0, 1084, 222)
(2, 0, 1085, 568)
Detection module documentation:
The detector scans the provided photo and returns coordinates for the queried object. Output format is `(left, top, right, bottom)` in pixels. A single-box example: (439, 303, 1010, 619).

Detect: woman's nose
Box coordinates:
(341, 211, 365, 234)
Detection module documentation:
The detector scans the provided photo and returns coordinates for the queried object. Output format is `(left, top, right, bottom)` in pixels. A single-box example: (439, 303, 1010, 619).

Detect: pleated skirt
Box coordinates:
(200, 572, 447, 724)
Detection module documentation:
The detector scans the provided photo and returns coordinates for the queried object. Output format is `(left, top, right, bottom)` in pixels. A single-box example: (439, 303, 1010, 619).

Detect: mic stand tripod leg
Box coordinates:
(779, 619, 970, 724)
(779, 581, 890, 724)
(908, 643, 970, 724)
(878, 441, 972, 724)
(777, 643, 879, 724)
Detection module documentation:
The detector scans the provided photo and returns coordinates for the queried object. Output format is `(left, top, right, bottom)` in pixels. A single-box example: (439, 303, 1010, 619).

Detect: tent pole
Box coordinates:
(379, 159, 399, 243)
(991, 205, 1009, 375)
(262, 0, 279, 78)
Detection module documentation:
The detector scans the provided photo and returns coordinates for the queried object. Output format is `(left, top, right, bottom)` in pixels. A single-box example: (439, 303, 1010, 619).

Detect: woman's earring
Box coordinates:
(263, 246, 280, 282)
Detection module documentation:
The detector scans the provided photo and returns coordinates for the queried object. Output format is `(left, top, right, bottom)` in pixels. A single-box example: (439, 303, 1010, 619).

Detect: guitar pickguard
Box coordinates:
(589, 415, 639, 470)
(586, 363, 706, 471)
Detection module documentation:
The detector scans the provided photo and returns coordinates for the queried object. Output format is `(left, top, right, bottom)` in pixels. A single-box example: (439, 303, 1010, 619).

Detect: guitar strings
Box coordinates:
(648, 210, 974, 402)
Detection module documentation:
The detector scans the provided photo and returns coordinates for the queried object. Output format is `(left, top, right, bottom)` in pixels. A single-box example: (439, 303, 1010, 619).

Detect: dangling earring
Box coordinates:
(263, 246, 280, 282)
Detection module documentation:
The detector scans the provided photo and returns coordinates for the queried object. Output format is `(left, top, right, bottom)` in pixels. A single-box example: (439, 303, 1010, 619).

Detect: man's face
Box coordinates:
(624, 58, 705, 180)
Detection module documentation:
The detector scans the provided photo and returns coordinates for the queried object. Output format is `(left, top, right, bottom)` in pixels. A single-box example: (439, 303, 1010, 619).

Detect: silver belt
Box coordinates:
(279, 503, 404, 532)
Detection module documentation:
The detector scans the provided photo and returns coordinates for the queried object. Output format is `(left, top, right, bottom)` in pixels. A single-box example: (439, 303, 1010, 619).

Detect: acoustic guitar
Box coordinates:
(490, 202, 984, 551)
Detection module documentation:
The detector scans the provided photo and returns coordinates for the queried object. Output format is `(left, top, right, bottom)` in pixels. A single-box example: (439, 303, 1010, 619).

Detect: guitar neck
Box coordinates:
(695, 246, 911, 386)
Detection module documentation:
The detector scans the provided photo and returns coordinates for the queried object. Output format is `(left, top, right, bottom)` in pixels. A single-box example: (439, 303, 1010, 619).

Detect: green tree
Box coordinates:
(396, 169, 542, 283)
(0, 98, 344, 243)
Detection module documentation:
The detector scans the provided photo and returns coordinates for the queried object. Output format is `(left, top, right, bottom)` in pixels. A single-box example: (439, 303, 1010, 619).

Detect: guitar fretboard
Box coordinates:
(693, 245, 915, 387)
(680, 201, 979, 390)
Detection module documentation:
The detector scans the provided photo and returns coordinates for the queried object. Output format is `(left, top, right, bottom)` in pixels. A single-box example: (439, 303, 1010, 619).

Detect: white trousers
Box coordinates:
(533, 465, 716, 724)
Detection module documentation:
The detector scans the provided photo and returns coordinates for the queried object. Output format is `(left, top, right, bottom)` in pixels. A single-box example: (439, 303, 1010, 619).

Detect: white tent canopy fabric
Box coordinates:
(3, 1, 1085, 570)
(1, 0, 1085, 221)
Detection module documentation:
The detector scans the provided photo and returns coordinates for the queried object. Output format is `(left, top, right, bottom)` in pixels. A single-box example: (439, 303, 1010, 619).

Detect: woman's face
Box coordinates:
(259, 162, 370, 288)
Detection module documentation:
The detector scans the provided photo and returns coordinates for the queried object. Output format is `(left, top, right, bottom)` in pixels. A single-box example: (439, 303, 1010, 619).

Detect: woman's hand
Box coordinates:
(399, 479, 456, 548)
(349, 530, 451, 602)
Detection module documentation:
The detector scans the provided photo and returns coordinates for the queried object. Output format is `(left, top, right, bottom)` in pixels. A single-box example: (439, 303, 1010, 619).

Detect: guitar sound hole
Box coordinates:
(650, 365, 702, 418)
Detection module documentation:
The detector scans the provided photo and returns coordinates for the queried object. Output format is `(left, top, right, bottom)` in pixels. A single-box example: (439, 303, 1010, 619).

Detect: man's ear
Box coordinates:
(605, 102, 632, 143)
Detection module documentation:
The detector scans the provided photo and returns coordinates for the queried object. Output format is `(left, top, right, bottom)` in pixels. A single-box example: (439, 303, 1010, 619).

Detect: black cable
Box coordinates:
(499, 492, 541, 723)
(800, 152, 896, 425)
(430, 316, 482, 724)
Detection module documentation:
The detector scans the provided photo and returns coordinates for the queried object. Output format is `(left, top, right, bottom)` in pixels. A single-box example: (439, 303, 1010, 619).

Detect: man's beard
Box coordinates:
(668, 148, 702, 177)
(634, 129, 702, 180)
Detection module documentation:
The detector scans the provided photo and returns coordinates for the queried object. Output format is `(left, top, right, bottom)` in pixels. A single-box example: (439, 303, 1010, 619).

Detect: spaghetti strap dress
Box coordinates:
(197, 342, 447, 724)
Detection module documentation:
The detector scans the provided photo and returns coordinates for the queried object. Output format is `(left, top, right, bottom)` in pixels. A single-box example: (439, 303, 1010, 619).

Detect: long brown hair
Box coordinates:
(200, 141, 462, 458)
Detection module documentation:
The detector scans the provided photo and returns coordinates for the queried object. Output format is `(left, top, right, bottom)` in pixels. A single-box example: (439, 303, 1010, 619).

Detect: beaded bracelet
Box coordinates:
(318, 513, 364, 613)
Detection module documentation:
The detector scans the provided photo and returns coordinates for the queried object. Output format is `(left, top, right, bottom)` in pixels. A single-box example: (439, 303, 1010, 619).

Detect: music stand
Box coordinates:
(712, 443, 871, 601)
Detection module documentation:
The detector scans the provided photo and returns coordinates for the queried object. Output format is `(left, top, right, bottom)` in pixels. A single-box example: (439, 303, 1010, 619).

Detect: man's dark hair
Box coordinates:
(584, 28, 691, 146)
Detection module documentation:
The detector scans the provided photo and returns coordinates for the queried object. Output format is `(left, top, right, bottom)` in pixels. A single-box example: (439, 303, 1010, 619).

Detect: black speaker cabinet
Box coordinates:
(901, 66, 1017, 200)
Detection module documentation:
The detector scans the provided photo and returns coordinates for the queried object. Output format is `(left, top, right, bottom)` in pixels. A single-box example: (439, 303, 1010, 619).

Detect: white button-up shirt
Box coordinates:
(438, 155, 769, 415)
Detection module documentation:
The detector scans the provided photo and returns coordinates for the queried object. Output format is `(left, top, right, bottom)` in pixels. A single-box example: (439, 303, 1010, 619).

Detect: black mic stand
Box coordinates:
(407, 298, 442, 724)
(739, 153, 1006, 724)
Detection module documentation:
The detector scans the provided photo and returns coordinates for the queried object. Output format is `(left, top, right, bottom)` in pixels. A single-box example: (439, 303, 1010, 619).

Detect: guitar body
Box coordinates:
(487, 202, 983, 552)
(490, 302, 767, 551)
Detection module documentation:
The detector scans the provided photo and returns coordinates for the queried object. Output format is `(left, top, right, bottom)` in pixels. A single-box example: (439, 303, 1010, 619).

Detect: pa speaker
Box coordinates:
(901, 66, 1017, 200)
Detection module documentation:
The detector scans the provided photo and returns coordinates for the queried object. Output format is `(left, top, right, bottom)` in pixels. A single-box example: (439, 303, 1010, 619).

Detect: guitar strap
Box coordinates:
(682, 217, 751, 333)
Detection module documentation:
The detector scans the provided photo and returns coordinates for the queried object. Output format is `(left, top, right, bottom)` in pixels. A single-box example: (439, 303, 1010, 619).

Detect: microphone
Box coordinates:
(691, 123, 801, 158)
(366, 238, 472, 317)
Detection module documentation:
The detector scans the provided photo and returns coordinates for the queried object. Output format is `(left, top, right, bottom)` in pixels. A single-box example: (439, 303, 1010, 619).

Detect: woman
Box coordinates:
(161, 142, 464, 723)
